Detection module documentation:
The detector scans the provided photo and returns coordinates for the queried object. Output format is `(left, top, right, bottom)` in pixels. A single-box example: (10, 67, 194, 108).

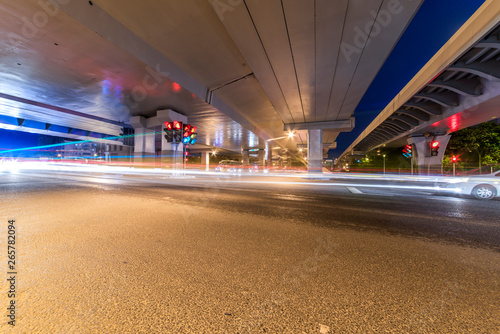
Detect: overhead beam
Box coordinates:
(367, 132, 389, 142)
(404, 102, 443, 115)
(414, 91, 460, 107)
(390, 114, 419, 127)
(386, 119, 411, 130)
(475, 37, 500, 49)
(396, 109, 431, 122)
(285, 118, 354, 131)
(449, 60, 500, 80)
(0, 122, 123, 145)
(382, 121, 406, 133)
(427, 78, 483, 96)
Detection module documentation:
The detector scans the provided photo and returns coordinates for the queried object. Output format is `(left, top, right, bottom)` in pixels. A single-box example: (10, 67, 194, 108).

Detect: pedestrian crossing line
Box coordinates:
(347, 186, 363, 194)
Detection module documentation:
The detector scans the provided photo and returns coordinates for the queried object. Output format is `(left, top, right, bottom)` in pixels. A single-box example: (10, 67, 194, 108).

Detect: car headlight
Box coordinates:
(448, 177, 469, 183)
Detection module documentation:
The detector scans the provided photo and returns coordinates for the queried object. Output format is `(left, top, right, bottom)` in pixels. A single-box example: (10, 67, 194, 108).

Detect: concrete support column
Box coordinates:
(258, 150, 265, 166)
(409, 134, 451, 175)
(201, 152, 210, 171)
(243, 150, 250, 166)
(307, 129, 323, 173)
(130, 116, 155, 166)
(265, 142, 270, 167)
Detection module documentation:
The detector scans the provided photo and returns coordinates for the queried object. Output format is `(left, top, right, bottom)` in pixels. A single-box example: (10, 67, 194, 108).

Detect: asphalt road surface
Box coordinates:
(1, 168, 499, 333)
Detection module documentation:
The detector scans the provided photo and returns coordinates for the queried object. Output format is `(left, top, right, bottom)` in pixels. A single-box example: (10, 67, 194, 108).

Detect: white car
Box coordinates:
(450, 171, 500, 200)
(215, 160, 242, 173)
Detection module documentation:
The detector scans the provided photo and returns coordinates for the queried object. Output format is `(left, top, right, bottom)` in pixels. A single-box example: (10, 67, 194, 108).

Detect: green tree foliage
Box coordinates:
(447, 121, 500, 164)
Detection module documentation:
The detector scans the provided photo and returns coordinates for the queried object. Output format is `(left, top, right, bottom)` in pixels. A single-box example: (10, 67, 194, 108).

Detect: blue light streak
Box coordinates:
(0, 131, 160, 155)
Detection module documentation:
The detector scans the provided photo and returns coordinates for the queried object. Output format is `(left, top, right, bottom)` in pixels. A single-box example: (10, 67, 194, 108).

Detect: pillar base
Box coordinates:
(308, 159, 323, 173)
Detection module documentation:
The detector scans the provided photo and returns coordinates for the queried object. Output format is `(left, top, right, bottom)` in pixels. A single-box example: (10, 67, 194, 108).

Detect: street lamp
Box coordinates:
(383, 154, 386, 174)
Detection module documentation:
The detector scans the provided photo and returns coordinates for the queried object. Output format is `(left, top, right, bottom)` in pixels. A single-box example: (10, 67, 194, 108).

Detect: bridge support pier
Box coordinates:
(130, 116, 155, 167)
(409, 134, 451, 175)
(308, 129, 323, 173)
(258, 150, 265, 167)
(201, 152, 210, 171)
(242, 150, 250, 167)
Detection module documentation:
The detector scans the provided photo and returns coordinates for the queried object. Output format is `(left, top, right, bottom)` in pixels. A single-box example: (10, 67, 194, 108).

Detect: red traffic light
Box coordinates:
(164, 121, 173, 131)
(431, 141, 439, 148)
(190, 126, 197, 133)
(173, 121, 181, 130)
(183, 124, 191, 132)
(452, 156, 457, 163)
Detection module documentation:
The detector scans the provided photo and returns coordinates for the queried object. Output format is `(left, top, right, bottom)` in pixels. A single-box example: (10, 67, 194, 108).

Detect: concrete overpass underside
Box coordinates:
(0, 0, 426, 170)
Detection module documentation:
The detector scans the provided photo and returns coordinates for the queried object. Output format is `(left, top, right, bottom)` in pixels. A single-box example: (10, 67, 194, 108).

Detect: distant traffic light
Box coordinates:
(183, 124, 192, 144)
(402, 144, 412, 158)
(452, 156, 457, 163)
(189, 132, 197, 145)
(181, 124, 197, 144)
(430, 141, 439, 156)
(164, 121, 173, 142)
(173, 121, 183, 142)
(164, 121, 197, 144)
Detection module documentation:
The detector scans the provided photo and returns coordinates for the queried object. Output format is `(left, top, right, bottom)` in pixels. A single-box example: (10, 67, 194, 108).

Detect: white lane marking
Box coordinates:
(224, 180, 461, 193)
(346, 186, 363, 194)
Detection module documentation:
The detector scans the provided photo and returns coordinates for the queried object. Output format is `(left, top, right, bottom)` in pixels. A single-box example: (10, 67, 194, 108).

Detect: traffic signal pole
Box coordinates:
(411, 153, 414, 175)
(164, 121, 197, 174)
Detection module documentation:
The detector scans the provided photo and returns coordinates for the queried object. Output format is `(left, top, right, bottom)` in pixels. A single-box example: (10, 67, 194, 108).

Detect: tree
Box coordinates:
(447, 121, 500, 165)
